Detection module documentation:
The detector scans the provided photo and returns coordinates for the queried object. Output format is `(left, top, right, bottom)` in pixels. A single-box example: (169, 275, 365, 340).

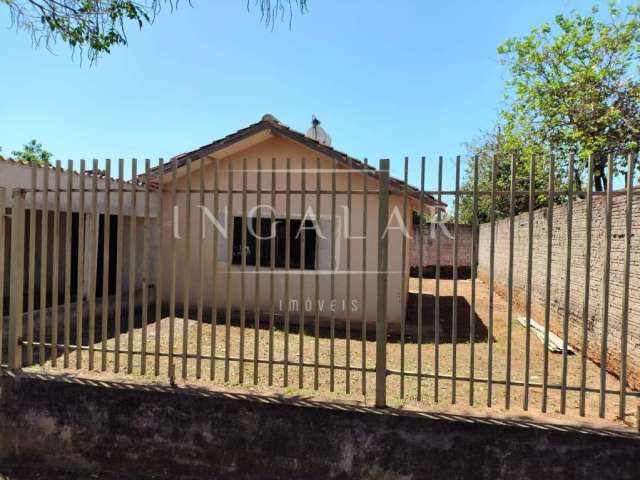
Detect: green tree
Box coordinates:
(458, 127, 561, 224)
(3, 0, 308, 62)
(460, 2, 640, 222)
(12, 139, 52, 166)
(498, 2, 640, 189)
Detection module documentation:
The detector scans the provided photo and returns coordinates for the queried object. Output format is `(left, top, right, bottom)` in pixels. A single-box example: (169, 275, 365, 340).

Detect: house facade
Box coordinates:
(149, 114, 441, 327)
(1, 114, 441, 339)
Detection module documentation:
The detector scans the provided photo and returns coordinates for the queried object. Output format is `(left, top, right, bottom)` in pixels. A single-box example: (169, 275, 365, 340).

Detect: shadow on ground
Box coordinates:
(404, 293, 491, 344)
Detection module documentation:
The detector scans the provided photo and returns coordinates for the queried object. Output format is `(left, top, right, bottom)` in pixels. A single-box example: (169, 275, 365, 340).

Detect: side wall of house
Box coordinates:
(1, 161, 159, 306)
(2, 212, 151, 304)
(159, 136, 411, 326)
(477, 193, 640, 389)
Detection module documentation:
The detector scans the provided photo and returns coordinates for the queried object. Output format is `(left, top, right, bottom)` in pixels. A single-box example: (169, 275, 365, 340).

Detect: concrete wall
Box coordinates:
(478, 192, 640, 389)
(1, 373, 639, 479)
(160, 135, 421, 326)
(409, 223, 474, 277)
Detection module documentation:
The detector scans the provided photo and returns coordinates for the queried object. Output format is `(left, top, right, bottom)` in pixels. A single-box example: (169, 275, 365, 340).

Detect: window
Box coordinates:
(232, 217, 317, 269)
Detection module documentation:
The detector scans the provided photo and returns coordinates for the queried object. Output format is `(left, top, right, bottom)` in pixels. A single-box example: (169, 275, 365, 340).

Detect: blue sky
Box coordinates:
(0, 0, 628, 189)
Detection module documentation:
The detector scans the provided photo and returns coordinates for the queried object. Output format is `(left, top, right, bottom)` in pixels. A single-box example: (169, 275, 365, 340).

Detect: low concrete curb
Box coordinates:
(1, 372, 639, 479)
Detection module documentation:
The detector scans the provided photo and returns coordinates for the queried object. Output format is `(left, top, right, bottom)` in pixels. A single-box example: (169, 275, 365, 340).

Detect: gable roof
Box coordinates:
(147, 114, 444, 208)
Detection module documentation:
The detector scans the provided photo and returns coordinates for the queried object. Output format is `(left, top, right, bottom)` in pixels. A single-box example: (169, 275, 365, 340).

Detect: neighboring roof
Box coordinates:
(146, 114, 445, 207)
(0, 156, 140, 185)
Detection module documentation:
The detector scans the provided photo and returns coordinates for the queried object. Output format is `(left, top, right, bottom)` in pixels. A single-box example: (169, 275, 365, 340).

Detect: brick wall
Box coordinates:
(478, 193, 640, 389)
(410, 223, 475, 276)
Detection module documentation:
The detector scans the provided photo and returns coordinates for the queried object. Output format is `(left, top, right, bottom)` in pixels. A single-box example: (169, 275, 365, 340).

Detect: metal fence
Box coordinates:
(1, 154, 639, 425)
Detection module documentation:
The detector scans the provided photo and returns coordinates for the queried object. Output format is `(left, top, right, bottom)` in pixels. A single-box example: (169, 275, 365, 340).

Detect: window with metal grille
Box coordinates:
(231, 217, 317, 269)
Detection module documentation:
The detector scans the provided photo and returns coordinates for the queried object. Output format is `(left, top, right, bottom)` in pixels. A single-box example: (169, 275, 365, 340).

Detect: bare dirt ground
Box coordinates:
(25, 278, 639, 430)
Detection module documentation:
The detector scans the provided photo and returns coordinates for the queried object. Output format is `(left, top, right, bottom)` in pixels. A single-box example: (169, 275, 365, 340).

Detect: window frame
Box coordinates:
(230, 215, 318, 270)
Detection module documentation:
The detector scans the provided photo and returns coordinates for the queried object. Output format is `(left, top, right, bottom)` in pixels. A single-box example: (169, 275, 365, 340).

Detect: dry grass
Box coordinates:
(27, 278, 638, 430)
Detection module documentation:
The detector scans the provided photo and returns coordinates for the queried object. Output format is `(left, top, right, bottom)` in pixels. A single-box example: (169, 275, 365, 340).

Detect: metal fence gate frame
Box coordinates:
(2, 154, 639, 425)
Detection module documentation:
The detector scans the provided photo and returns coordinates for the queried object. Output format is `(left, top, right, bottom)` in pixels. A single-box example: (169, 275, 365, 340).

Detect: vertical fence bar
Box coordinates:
(76, 160, 86, 369)
(299, 157, 307, 389)
(487, 154, 497, 407)
(542, 155, 555, 412)
(64, 162, 73, 367)
(268, 159, 276, 386)
(400, 157, 408, 399)
(329, 157, 336, 391)
(314, 157, 321, 390)
(560, 153, 574, 414)
(51, 162, 61, 368)
(579, 155, 594, 416)
(224, 164, 233, 382)
(27, 162, 37, 365)
(114, 159, 125, 373)
(209, 158, 219, 380)
(451, 156, 460, 404)
(8, 189, 26, 370)
(470, 155, 479, 406)
(375, 158, 390, 409)
(140, 159, 151, 374)
(7, 190, 25, 367)
(101, 160, 111, 372)
(0, 188, 5, 365)
(284, 158, 291, 387)
(619, 153, 635, 421)
(599, 154, 613, 418)
(153, 159, 163, 377)
(417, 156, 425, 401)
(88, 159, 98, 370)
(140, 159, 150, 375)
(254, 158, 262, 384)
(239, 158, 247, 384)
(38, 166, 49, 365)
(127, 159, 137, 374)
(435, 155, 443, 403)
(181, 158, 192, 379)
(361, 159, 369, 395)
(505, 154, 516, 409)
(345, 157, 352, 393)
(523, 154, 535, 410)
(196, 157, 205, 379)
(169, 160, 177, 379)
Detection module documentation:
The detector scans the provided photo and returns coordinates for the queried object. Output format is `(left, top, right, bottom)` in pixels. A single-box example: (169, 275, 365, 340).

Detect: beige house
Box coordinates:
(147, 114, 442, 329)
(1, 114, 441, 345)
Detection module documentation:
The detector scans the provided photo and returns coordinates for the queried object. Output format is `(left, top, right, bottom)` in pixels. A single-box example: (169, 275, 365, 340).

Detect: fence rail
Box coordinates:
(1, 154, 639, 426)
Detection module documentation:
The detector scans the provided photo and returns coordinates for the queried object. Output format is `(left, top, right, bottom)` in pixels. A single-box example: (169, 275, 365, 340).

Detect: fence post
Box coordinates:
(8, 189, 26, 371)
(375, 159, 390, 408)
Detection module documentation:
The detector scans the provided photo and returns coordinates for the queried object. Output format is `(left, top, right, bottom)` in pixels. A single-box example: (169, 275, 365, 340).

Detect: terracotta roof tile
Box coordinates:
(145, 115, 445, 207)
